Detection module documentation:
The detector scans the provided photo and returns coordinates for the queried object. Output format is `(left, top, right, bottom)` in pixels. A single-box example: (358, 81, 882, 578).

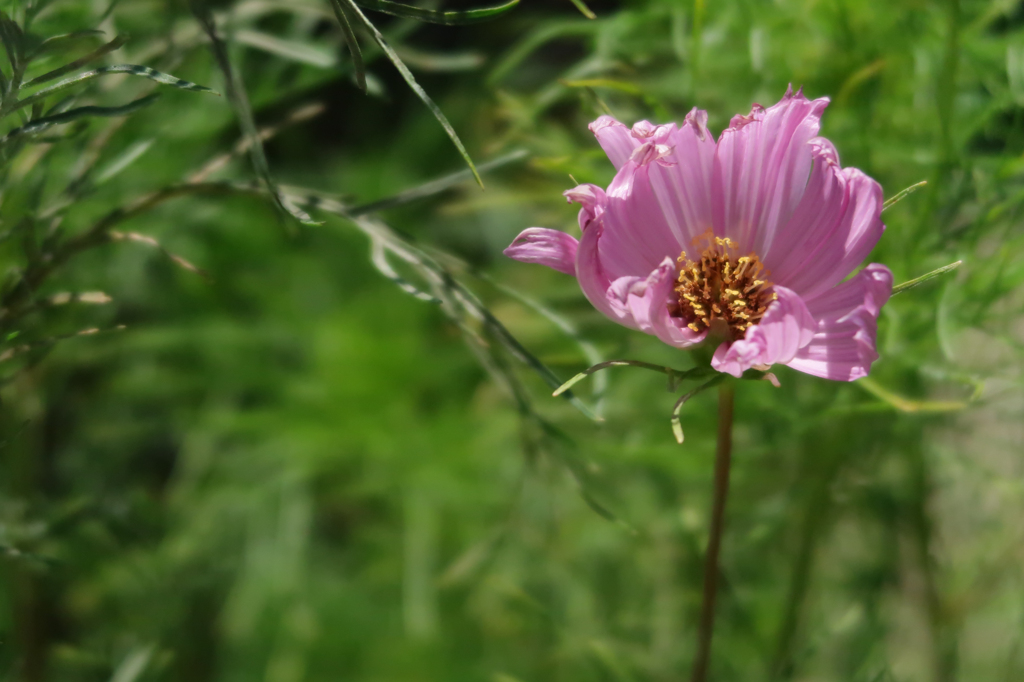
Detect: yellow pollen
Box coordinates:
(670, 229, 775, 338)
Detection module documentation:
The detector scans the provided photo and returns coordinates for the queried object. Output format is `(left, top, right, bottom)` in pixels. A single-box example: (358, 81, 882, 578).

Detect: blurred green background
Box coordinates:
(0, 0, 1022, 680)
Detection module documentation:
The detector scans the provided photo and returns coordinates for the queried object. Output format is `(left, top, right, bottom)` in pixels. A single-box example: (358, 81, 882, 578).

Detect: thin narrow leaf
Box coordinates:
(354, 0, 519, 25)
(349, 149, 527, 216)
(94, 138, 155, 185)
(463, 285, 597, 419)
(109, 645, 154, 682)
(554, 360, 712, 397)
(567, 0, 596, 19)
(27, 30, 106, 60)
(16, 64, 218, 113)
(0, 13, 25, 71)
(191, 3, 319, 226)
(233, 29, 336, 69)
(891, 260, 962, 296)
(341, 0, 483, 187)
(882, 180, 927, 211)
(327, 0, 366, 92)
(23, 34, 127, 87)
(855, 377, 969, 413)
(370, 238, 440, 303)
(3, 94, 159, 139)
(671, 375, 726, 444)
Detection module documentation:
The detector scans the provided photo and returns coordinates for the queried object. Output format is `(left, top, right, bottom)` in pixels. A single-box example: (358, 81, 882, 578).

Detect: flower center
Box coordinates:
(670, 230, 776, 338)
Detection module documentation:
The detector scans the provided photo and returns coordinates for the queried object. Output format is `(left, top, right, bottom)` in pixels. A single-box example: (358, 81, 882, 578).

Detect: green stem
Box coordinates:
(689, 382, 734, 682)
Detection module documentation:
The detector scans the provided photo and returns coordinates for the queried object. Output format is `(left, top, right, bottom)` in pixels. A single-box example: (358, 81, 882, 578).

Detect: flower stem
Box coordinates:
(689, 381, 734, 682)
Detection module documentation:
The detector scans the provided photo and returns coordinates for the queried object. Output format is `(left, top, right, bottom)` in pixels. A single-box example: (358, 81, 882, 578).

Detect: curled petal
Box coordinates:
(642, 259, 707, 348)
(710, 286, 815, 377)
(712, 85, 830, 256)
(785, 264, 893, 381)
(564, 183, 607, 232)
(589, 116, 640, 170)
(604, 259, 706, 346)
(575, 219, 631, 326)
(504, 228, 579, 276)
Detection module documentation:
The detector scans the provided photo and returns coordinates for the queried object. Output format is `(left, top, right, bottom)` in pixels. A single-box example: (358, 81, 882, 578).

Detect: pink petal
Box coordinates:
(575, 217, 632, 326)
(603, 259, 706, 347)
(589, 116, 641, 170)
(760, 138, 848, 282)
(712, 86, 830, 256)
(636, 109, 717, 250)
(710, 286, 816, 377)
(772, 166, 885, 300)
(575, 112, 718, 284)
(504, 228, 580, 276)
(641, 258, 707, 348)
(785, 264, 893, 381)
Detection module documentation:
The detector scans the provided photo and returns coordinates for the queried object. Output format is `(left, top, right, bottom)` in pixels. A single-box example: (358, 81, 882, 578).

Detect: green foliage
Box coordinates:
(0, 1, 1022, 682)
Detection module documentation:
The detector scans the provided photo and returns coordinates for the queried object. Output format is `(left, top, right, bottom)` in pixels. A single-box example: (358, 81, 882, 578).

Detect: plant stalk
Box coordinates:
(690, 381, 734, 682)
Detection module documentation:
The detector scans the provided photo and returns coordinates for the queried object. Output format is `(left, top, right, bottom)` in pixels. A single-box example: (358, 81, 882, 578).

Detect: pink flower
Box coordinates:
(505, 87, 892, 381)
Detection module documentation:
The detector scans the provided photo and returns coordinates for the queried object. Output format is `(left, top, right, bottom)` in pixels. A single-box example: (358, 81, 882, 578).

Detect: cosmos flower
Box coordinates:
(505, 87, 892, 381)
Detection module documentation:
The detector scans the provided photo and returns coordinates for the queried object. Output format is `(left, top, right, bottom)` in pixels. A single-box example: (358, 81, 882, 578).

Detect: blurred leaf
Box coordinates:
(327, 0, 366, 92)
(93, 138, 155, 185)
(882, 180, 928, 212)
(27, 29, 106, 59)
(349, 149, 527, 216)
(233, 29, 336, 69)
(354, 0, 520, 26)
(14, 64, 218, 116)
(567, 0, 596, 19)
(891, 260, 962, 296)
(856, 377, 969, 413)
(3, 93, 160, 139)
(340, 0, 483, 187)
(23, 34, 127, 87)
(191, 3, 320, 226)
(108, 645, 153, 682)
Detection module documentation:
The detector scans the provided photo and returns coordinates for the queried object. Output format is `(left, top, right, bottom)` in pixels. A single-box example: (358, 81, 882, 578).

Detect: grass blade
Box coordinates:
(354, 0, 519, 26)
(233, 29, 336, 69)
(23, 34, 127, 87)
(327, 0, 367, 92)
(15, 64, 218, 114)
(553, 360, 711, 397)
(349, 149, 527, 216)
(3, 94, 159, 139)
(341, 0, 483, 188)
(882, 180, 928, 212)
(567, 0, 596, 19)
(27, 30, 106, 60)
(191, 3, 319, 226)
(891, 260, 962, 296)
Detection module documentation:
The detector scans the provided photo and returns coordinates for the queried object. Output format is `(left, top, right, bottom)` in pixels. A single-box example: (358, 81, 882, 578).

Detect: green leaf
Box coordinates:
(233, 29, 336, 69)
(353, 0, 519, 26)
(671, 375, 726, 444)
(891, 260, 962, 296)
(882, 180, 927, 212)
(567, 0, 596, 19)
(553, 360, 712, 397)
(327, 0, 366, 92)
(0, 12, 25, 69)
(14, 64, 218, 115)
(26, 30, 106, 60)
(190, 3, 320, 226)
(340, 0, 483, 187)
(3, 93, 159, 139)
(22, 34, 127, 87)
(348, 149, 527, 216)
